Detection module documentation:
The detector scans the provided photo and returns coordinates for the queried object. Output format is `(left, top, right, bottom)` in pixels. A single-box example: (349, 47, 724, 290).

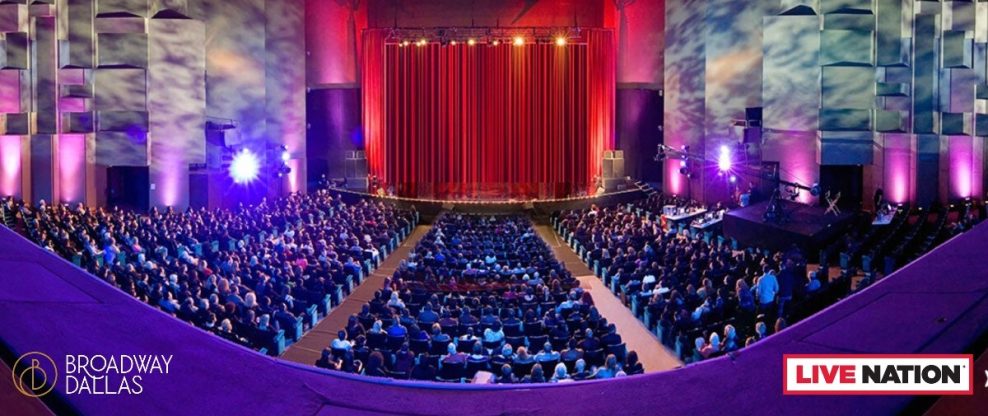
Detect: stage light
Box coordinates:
(280, 146, 290, 163)
(555, 37, 567, 46)
(492, 39, 500, 46)
(810, 183, 821, 197)
(680, 160, 687, 168)
(417, 39, 427, 46)
(718, 145, 732, 171)
(450, 40, 457, 45)
(513, 36, 524, 46)
(729, 175, 737, 184)
(467, 38, 476, 46)
(401, 40, 410, 47)
(229, 149, 260, 185)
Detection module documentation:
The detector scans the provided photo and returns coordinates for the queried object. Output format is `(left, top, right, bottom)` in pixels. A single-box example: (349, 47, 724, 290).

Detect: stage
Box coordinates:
(329, 185, 647, 221)
(722, 200, 857, 257)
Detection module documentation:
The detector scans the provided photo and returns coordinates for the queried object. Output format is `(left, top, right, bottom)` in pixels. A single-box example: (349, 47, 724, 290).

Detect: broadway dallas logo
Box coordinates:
(784, 354, 974, 395)
(12, 351, 173, 397)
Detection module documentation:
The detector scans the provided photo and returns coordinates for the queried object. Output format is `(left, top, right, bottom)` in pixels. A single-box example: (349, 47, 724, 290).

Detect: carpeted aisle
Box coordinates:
(534, 225, 683, 373)
(281, 225, 432, 366)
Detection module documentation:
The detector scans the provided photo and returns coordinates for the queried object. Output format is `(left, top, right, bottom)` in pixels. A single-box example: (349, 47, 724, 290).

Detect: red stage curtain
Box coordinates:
(362, 29, 614, 199)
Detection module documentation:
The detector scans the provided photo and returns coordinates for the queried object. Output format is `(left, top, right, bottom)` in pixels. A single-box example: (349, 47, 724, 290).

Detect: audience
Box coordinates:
(3, 191, 414, 355)
(555, 194, 811, 363)
(326, 213, 642, 383)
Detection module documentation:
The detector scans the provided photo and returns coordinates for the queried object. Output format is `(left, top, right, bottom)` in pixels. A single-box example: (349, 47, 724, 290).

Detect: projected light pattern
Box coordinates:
(230, 150, 261, 184)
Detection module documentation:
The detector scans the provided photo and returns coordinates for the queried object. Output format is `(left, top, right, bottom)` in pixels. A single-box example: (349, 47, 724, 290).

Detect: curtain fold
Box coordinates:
(363, 29, 614, 199)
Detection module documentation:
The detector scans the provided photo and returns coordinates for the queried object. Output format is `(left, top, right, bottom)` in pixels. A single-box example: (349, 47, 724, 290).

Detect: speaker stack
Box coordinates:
(344, 150, 368, 191)
(602, 150, 626, 191)
(743, 107, 762, 144)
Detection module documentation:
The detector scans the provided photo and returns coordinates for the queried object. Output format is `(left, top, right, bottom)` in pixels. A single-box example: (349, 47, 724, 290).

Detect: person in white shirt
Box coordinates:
(331, 330, 352, 350)
(755, 267, 779, 308)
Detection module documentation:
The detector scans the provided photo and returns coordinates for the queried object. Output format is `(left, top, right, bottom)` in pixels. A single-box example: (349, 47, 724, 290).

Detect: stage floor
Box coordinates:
(723, 200, 856, 256)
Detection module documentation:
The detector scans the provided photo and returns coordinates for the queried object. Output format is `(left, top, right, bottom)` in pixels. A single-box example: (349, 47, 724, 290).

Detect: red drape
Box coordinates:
(362, 29, 614, 199)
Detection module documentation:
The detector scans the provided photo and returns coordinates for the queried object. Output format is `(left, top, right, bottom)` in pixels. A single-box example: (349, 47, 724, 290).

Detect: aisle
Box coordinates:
(281, 225, 432, 366)
(534, 225, 684, 373)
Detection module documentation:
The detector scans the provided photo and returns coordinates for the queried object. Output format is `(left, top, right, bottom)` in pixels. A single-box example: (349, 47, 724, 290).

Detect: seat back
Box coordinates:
(430, 339, 451, 355)
(409, 338, 430, 355)
(457, 338, 477, 353)
(366, 332, 387, 349)
(585, 348, 605, 367)
(605, 343, 627, 363)
(511, 360, 535, 378)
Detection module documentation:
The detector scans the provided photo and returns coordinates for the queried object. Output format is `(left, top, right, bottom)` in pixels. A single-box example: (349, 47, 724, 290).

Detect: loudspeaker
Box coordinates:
(344, 151, 367, 178)
(189, 170, 208, 209)
(612, 157, 625, 177)
(743, 127, 762, 143)
(746, 107, 762, 127)
(603, 177, 624, 191)
(107, 166, 149, 211)
(602, 151, 625, 178)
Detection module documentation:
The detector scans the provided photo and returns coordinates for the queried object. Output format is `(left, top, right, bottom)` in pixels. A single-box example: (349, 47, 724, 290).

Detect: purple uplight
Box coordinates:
(0, 136, 20, 196)
(883, 135, 912, 204)
(58, 134, 86, 203)
(949, 136, 974, 199)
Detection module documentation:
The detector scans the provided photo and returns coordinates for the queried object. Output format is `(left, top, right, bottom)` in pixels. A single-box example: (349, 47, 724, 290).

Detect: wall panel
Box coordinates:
(147, 18, 203, 208)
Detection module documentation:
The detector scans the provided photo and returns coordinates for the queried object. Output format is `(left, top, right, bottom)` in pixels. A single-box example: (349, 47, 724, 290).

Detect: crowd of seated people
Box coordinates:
(1, 191, 415, 355)
(320, 213, 643, 383)
(555, 197, 820, 363)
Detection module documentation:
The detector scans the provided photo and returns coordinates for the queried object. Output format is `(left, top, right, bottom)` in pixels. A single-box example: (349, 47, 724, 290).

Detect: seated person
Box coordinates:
(551, 363, 573, 383)
(535, 342, 560, 365)
(495, 364, 516, 384)
(523, 363, 546, 383)
(593, 354, 622, 379)
(623, 351, 644, 375)
(410, 354, 437, 381)
(571, 359, 592, 381)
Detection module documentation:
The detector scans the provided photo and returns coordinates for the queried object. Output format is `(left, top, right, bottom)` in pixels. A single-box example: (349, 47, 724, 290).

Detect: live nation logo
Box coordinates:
(783, 354, 974, 395)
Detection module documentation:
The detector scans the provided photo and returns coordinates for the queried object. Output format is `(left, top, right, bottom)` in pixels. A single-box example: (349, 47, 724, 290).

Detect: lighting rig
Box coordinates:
(384, 26, 585, 47)
(655, 143, 822, 224)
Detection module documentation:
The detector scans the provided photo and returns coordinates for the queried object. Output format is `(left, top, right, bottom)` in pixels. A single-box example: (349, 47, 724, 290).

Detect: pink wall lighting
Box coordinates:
(948, 135, 975, 200)
(0, 135, 20, 197)
(58, 135, 86, 204)
(884, 134, 912, 204)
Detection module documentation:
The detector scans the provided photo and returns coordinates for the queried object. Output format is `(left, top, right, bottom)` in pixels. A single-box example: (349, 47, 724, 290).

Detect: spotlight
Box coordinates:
(450, 40, 457, 45)
(401, 40, 410, 47)
(654, 145, 667, 161)
(492, 39, 500, 46)
(729, 175, 737, 184)
(810, 183, 821, 197)
(229, 149, 260, 185)
(679, 167, 689, 176)
(555, 37, 567, 46)
(467, 38, 476, 46)
(417, 38, 427, 46)
(513, 36, 524, 46)
(680, 160, 687, 168)
(280, 146, 290, 163)
(717, 145, 732, 172)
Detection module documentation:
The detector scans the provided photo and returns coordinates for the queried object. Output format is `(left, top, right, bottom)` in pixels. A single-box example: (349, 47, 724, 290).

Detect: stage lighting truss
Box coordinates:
(385, 26, 584, 47)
